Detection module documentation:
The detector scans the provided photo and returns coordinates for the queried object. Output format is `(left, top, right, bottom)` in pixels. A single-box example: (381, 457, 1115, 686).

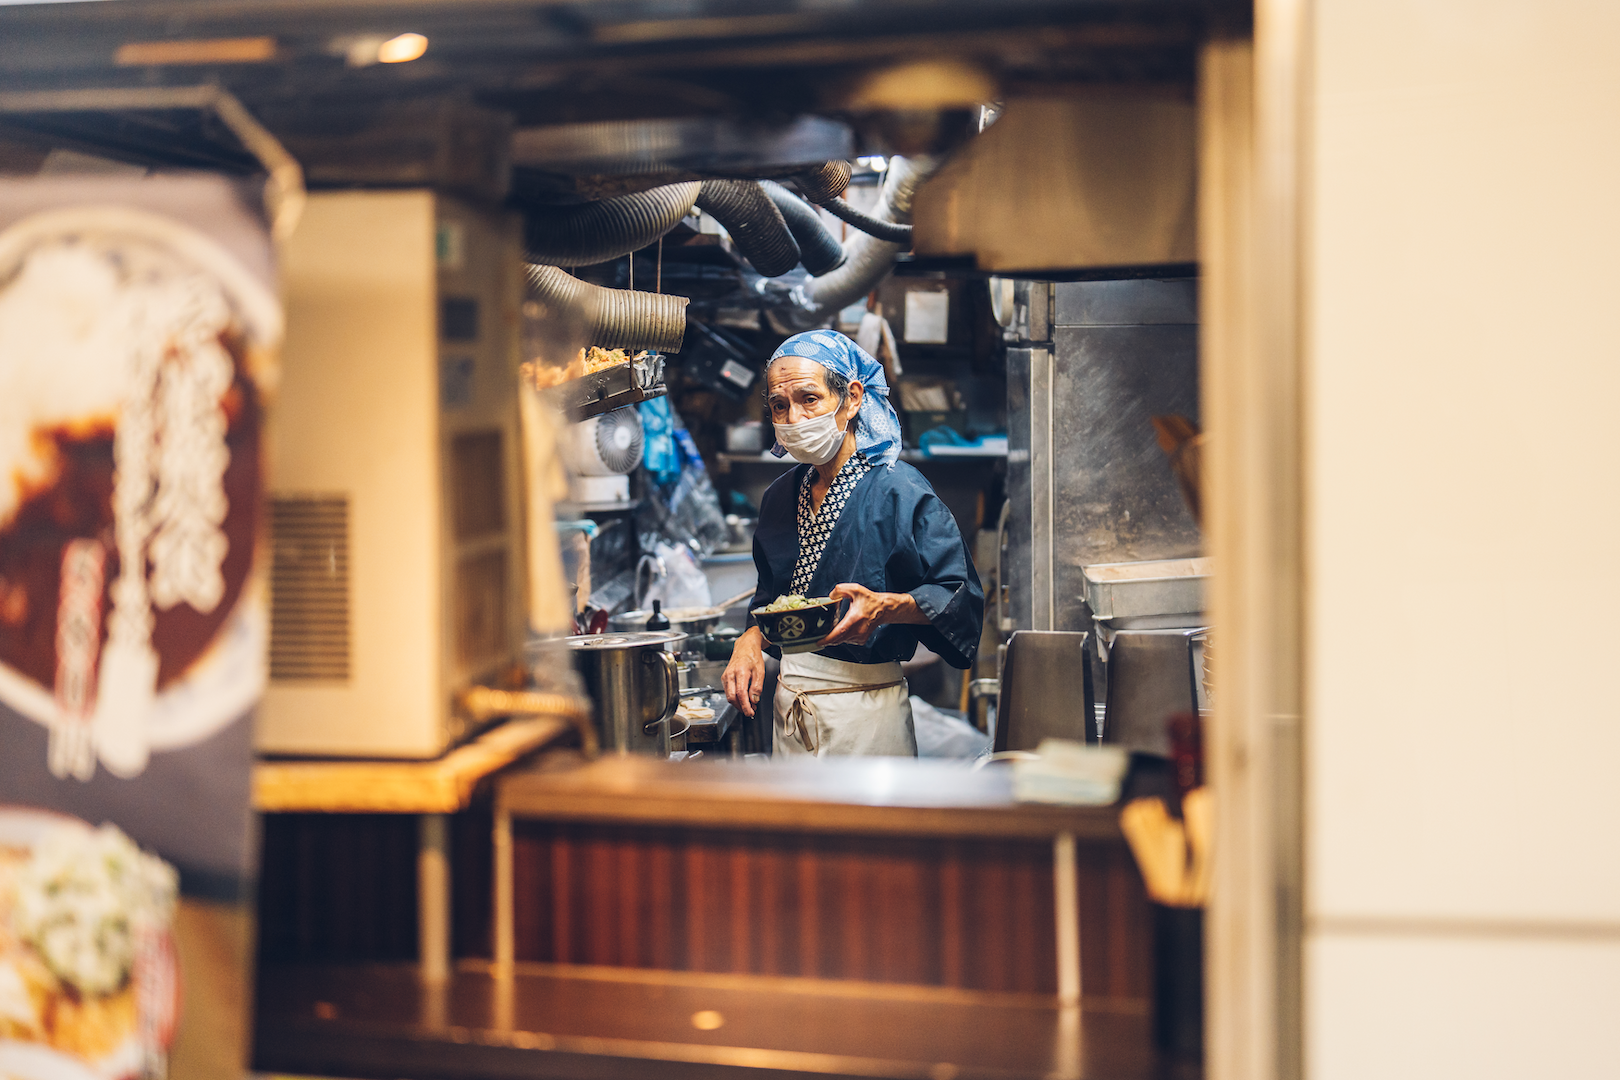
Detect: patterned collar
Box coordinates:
(788, 452, 871, 596)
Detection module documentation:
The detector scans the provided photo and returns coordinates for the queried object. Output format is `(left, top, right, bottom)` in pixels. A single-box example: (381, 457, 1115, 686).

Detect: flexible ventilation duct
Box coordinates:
(694, 179, 801, 277)
(526, 263, 688, 353)
(791, 155, 937, 325)
(761, 181, 845, 276)
(791, 160, 852, 203)
(523, 182, 701, 267)
(811, 193, 913, 244)
(785, 159, 910, 243)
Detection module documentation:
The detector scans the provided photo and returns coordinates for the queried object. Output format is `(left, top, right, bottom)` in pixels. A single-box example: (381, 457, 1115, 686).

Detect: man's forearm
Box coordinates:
(880, 592, 930, 626)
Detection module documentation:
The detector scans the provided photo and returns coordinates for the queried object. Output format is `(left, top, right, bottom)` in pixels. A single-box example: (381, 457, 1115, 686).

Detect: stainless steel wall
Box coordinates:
(1003, 278, 1200, 635)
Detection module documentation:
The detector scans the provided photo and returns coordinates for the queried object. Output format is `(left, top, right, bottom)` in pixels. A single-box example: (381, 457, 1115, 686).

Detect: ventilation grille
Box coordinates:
(270, 496, 350, 681)
(451, 431, 505, 541)
(455, 550, 508, 672)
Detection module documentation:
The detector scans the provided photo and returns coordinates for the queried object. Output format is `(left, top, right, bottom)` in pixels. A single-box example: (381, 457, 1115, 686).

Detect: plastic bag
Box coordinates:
(911, 696, 992, 760)
(637, 541, 712, 611)
(638, 395, 681, 485)
(634, 397, 727, 557)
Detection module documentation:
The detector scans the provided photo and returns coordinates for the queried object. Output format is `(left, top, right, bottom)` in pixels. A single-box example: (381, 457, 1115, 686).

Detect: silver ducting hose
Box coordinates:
(524, 181, 701, 267)
(526, 264, 688, 353)
(791, 160, 853, 203)
(796, 155, 937, 320)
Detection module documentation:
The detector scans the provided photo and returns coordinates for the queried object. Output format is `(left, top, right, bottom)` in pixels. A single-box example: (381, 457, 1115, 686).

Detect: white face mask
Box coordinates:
(775, 409, 847, 465)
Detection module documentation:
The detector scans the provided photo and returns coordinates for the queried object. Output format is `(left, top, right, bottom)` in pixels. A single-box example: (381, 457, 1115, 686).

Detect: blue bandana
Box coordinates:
(768, 330, 903, 468)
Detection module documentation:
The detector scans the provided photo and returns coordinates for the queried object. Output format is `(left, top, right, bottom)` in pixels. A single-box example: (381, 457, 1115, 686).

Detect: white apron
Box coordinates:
(774, 651, 917, 757)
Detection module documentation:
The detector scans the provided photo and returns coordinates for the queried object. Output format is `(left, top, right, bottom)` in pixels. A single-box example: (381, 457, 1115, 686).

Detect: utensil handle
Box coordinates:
(643, 650, 681, 735)
(718, 586, 758, 611)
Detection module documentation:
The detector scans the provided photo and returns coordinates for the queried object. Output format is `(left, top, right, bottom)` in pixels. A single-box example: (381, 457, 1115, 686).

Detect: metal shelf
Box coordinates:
(540, 353, 667, 421)
(557, 499, 643, 515)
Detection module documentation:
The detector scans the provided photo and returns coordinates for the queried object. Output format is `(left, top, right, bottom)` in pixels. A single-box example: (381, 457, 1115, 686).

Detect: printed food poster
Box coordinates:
(0, 175, 280, 1078)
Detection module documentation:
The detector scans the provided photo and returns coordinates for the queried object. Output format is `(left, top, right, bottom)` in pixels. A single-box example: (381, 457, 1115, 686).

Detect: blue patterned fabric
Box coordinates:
(789, 452, 872, 595)
(768, 330, 903, 468)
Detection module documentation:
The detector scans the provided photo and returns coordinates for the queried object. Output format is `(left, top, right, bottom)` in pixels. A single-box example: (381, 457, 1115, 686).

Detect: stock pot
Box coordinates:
(565, 630, 685, 755)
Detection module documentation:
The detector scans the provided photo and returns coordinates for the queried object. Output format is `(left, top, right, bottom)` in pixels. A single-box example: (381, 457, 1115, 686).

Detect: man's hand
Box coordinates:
(722, 627, 767, 718)
(820, 583, 927, 648)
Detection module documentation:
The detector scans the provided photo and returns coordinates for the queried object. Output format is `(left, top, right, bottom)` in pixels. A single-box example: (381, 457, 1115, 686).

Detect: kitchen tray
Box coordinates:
(1082, 556, 1211, 621)
(543, 352, 667, 421)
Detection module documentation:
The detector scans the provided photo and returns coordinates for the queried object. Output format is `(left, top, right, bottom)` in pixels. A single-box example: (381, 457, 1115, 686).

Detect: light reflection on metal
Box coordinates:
(114, 37, 277, 66)
(377, 32, 428, 64)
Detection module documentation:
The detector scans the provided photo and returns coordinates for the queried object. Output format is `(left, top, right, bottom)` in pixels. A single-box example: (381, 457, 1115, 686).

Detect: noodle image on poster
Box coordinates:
(0, 200, 280, 772)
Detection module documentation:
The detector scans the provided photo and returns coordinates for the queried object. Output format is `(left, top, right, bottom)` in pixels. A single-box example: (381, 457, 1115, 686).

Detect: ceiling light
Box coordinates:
(376, 32, 428, 64)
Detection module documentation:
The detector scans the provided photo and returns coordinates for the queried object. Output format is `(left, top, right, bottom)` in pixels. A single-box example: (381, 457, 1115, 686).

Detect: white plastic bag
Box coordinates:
(911, 696, 992, 760)
(637, 541, 712, 611)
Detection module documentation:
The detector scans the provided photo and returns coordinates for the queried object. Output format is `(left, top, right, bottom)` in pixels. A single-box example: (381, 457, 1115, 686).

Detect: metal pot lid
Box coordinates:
(565, 630, 687, 650)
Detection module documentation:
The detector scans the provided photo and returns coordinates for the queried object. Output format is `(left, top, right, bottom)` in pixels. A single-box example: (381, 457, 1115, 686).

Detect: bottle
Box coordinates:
(645, 599, 671, 632)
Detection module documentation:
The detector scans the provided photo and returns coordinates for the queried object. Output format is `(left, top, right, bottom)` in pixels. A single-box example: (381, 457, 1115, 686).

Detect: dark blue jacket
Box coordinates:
(749, 461, 984, 668)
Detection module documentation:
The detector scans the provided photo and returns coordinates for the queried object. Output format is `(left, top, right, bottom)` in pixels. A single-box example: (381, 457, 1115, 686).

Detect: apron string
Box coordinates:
(780, 679, 905, 754)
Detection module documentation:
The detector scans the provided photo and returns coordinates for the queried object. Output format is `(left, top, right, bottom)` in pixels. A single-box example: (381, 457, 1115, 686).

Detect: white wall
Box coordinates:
(1305, 1, 1620, 1075)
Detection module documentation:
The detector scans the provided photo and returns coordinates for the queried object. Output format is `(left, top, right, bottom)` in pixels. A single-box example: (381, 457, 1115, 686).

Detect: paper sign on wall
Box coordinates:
(903, 289, 949, 344)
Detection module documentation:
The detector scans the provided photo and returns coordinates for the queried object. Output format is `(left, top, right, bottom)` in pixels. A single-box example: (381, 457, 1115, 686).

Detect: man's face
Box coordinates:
(766, 357, 861, 428)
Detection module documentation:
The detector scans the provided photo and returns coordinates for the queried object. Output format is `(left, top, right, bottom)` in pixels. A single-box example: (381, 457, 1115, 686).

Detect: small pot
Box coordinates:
(703, 627, 742, 661)
(722, 514, 756, 552)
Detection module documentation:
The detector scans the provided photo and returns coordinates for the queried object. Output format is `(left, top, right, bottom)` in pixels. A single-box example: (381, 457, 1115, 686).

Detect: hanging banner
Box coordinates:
(0, 174, 279, 1080)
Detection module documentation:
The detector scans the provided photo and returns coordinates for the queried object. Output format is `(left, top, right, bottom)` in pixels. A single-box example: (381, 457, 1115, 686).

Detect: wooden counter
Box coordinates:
(491, 757, 1148, 1007)
(254, 961, 1195, 1080)
(254, 756, 1178, 1080)
(254, 716, 575, 982)
(255, 716, 575, 813)
(496, 756, 1124, 840)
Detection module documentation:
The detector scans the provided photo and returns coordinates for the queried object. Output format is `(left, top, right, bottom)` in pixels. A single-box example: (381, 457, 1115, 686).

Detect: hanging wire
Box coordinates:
(628, 249, 634, 291)
(656, 235, 663, 294)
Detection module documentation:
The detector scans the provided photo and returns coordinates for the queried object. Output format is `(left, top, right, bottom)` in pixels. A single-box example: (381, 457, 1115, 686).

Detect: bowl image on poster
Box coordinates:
(0, 807, 180, 1079)
(0, 205, 281, 781)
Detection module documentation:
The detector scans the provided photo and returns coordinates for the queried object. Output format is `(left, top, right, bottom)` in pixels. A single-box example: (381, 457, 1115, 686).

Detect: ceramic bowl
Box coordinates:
(750, 597, 847, 655)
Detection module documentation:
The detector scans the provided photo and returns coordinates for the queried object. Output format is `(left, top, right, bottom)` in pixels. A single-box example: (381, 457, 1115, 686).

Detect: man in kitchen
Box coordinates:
(722, 331, 983, 756)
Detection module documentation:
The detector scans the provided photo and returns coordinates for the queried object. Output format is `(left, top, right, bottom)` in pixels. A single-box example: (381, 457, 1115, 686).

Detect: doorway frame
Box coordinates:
(1198, 2, 1310, 1079)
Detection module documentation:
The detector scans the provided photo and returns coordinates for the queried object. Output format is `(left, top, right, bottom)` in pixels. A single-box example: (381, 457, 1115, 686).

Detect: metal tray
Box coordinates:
(1082, 556, 1210, 621)
(543, 352, 667, 421)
